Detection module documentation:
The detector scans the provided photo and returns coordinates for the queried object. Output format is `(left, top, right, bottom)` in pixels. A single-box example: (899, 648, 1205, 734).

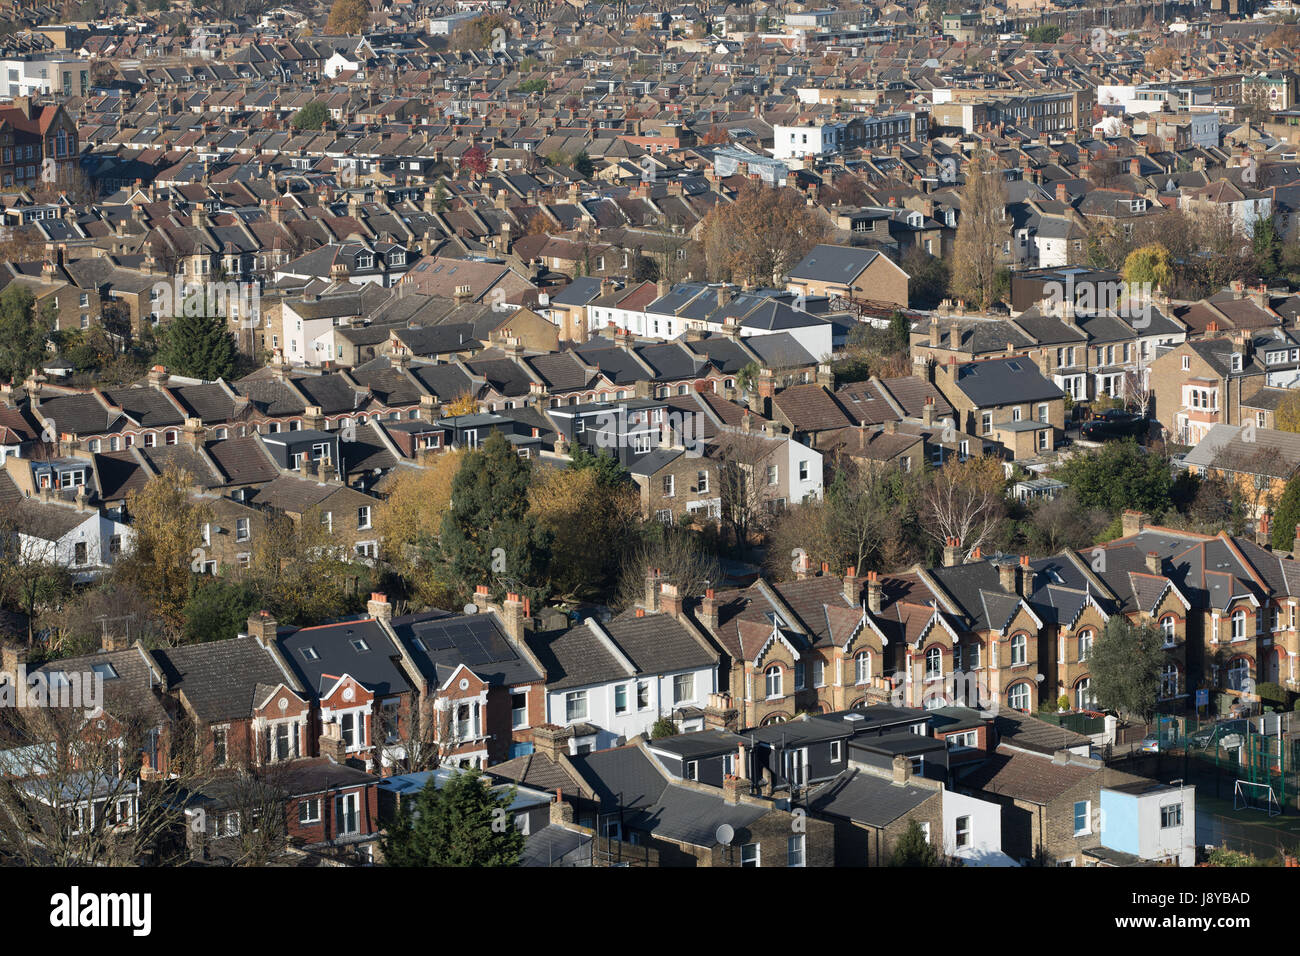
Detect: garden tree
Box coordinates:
(460, 145, 489, 179)
(243, 511, 370, 625)
(831, 319, 912, 383)
(1271, 470, 1300, 550)
(325, 0, 368, 34)
(616, 525, 722, 610)
(820, 172, 869, 207)
(448, 12, 508, 51)
(1252, 213, 1283, 280)
(0, 284, 54, 384)
(1202, 443, 1290, 525)
(0, 499, 74, 645)
(443, 391, 480, 417)
(1024, 24, 1061, 43)
(714, 431, 784, 550)
(1145, 47, 1177, 71)
(373, 697, 460, 774)
(890, 818, 942, 866)
(518, 78, 547, 95)
(431, 178, 450, 212)
(290, 101, 329, 131)
(568, 445, 630, 488)
(0, 224, 50, 264)
(651, 717, 679, 739)
(700, 124, 731, 145)
(1277, 390, 1300, 434)
(0, 702, 208, 866)
(181, 578, 261, 644)
(1053, 441, 1174, 516)
(440, 431, 551, 601)
(1088, 616, 1167, 721)
(951, 151, 1008, 311)
(901, 247, 950, 310)
(1021, 491, 1112, 556)
(530, 465, 639, 600)
(381, 767, 524, 867)
(218, 766, 292, 866)
(154, 310, 238, 381)
(1122, 243, 1172, 290)
(117, 467, 212, 633)
(700, 182, 830, 286)
(375, 448, 466, 603)
(39, 582, 170, 661)
(922, 456, 1008, 561)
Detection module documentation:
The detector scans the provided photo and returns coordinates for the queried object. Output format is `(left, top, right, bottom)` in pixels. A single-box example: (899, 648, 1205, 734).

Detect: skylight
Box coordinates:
(301, 647, 320, 661)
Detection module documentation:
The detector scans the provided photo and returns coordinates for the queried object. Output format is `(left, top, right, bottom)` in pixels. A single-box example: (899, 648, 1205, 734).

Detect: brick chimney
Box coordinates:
(866, 571, 883, 614)
(943, 537, 961, 567)
(1018, 555, 1033, 596)
(699, 588, 718, 632)
(891, 753, 912, 785)
(704, 692, 739, 732)
(319, 720, 347, 761)
(1145, 552, 1162, 575)
(550, 792, 576, 825)
(1292, 523, 1300, 555)
(659, 582, 682, 619)
(532, 723, 570, 761)
(843, 566, 861, 604)
(1257, 514, 1272, 550)
(723, 773, 745, 804)
(644, 569, 661, 612)
(367, 592, 392, 623)
(501, 592, 526, 641)
(998, 562, 1017, 593)
(1121, 510, 1147, 537)
(247, 610, 277, 643)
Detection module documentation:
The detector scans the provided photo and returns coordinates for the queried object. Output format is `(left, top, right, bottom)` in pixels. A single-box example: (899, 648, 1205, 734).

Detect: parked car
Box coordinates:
(1188, 719, 1248, 749)
(1080, 409, 1148, 442)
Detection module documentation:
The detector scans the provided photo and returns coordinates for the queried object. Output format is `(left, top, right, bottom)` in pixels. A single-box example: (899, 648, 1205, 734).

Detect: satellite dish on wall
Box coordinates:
(715, 823, 735, 846)
(463, 603, 479, 615)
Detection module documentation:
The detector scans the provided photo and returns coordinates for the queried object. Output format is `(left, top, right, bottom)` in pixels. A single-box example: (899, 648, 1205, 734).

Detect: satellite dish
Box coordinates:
(715, 823, 734, 846)
(462, 603, 479, 615)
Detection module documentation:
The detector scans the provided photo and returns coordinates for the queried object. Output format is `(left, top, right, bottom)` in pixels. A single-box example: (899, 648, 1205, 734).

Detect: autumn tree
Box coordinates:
(242, 510, 369, 626)
(460, 144, 489, 179)
(951, 151, 1008, 311)
(1145, 48, 1177, 71)
(921, 456, 1008, 561)
(700, 182, 829, 286)
(529, 464, 639, 600)
(116, 467, 212, 633)
(444, 391, 480, 417)
(376, 449, 467, 607)
(616, 526, 723, 610)
(325, 0, 368, 34)
(1122, 243, 1172, 291)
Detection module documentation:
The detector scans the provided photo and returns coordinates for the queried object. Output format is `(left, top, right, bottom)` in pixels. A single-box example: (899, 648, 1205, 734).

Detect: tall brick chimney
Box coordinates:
(501, 592, 525, 641)
(659, 582, 682, 619)
(367, 592, 392, 624)
(891, 753, 912, 785)
(532, 723, 570, 762)
(1121, 510, 1148, 537)
(943, 537, 961, 567)
(644, 569, 661, 612)
(699, 588, 718, 632)
(843, 566, 861, 604)
(998, 562, 1017, 594)
(866, 571, 883, 614)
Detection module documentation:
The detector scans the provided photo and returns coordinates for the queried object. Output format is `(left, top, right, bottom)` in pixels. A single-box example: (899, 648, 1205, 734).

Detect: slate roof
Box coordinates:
(151, 637, 296, 722)
(950, 357, 1065, 406)
(806, 768, 935, 827)
(277, 619, 412, 697)
(390, 609, 544, 689)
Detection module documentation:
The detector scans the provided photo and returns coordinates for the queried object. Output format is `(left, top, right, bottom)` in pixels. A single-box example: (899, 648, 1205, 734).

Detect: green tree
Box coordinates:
(568, 445, 630, 488)
(0, 285, 53, 384)
(381, 768, 524, 867)
(1252, 214, 1282, 280)
(155, 310, 238, 380)
(440, 431, 551, 600)
(1054, 441, 1173, 516)
(1272, 471, 1300, 550)
(291, 101, 329, 131)
(572, 152, 595, 179)
(890, 819, 941, 866)
(518, 78, 547, 95)
(182, 578, 261, 644)
(1089, 616, 1167, 721)
(1025, 24, 1062, 42)
(651, 717, 678, 739)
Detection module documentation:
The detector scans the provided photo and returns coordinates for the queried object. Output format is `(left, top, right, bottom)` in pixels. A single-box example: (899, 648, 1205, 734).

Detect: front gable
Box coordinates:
(319, 673, 374, 712)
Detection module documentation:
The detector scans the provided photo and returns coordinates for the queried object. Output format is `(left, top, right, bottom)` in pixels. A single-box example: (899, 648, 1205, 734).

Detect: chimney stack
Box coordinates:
(699, 588, 718, 632)
(866, 571, 883, 614)
(843, 566, 861, 604)
(644, 569, 661, 612)
(367, 592, 392, 623)
(659, 582, 682, 619)
(998, 561, 1017, 594)
(1145, 551, 1162, 575)
(943, 537, 961, 567)
(891, 753, 912, 785)
(502, 592, 526, 641)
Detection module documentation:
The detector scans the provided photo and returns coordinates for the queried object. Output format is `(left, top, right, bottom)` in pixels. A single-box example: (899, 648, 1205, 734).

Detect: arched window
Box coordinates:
(1161, 664, 1179, 699)
(855, 651, 871, 684)
(1075, 677, 1095, 711)
(761, 713, 787, 726)
(1008, 682, 1031, 712)
(1227, 657, 1251, 692)
(1232, 609, 1247, 640)
(1161, 616, 1176, 646)
(1077, 629, 1093, 662)
(765, 665, 782, 699)
(1011, 633, 1027, 666)
(925, 646, 942, 680)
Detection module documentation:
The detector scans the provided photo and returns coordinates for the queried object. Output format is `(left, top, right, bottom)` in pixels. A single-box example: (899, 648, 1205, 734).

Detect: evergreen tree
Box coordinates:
(890, 819, 941, 866)
(951, 151, 1008, 311)
(439, 430, 551, 600)
(291, 102, 329, 131)
(155, 310, 238, 380)
(0, 285, 53, 384)
(1272, 472, 1300, 550)
(381, 768, 524, 867)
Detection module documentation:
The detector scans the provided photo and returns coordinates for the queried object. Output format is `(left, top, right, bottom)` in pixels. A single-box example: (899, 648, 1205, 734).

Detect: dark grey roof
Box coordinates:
(951, 357, 1064, 406)
(277, 619, 413, 697)
(807, 768, 935, 827)
(391, 610, 544, 688)
(788, 244, 882, 283)
(152, 637, 296, 722)
(520, 823, 592, 867)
